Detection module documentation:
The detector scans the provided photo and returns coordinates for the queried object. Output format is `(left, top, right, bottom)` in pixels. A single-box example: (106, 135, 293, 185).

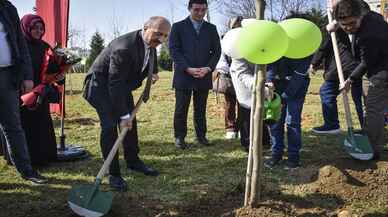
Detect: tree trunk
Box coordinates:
(255, 0, 266, 19)
(248, 0, 266, 208)
(244, 72, 257, 206)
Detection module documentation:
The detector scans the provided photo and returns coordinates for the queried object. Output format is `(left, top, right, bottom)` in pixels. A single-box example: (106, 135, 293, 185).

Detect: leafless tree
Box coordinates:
(216, 0, 318, 20)
(68, 25, 82, 48)
(110, 10, 126, 39)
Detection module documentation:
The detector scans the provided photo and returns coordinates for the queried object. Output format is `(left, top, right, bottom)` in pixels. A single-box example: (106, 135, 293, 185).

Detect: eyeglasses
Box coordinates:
(150, 29, 169, 42)
(153, 31, 168, 39)
(338, 17, 360, 29)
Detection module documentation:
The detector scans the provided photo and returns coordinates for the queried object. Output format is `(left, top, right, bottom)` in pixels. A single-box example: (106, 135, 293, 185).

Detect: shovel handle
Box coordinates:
(327, 5, 354, 129)
(95, 92, 145, 180)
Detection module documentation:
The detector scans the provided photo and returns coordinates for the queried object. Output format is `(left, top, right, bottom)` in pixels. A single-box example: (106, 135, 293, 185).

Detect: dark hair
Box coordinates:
(188, 0, 208, 9)
(334, 0, 363, 20)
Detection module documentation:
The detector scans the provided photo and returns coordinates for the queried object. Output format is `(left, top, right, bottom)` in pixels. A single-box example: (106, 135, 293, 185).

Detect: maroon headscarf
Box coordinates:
(20, 14, 46, 42)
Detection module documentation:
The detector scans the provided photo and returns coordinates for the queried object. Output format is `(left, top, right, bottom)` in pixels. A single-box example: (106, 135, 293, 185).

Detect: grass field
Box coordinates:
(0, 72, 387, 217)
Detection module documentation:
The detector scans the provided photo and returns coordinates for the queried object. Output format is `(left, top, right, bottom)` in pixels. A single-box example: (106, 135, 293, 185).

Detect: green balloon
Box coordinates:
(279, 18, 322, 59)
(238, 20, 289, 64)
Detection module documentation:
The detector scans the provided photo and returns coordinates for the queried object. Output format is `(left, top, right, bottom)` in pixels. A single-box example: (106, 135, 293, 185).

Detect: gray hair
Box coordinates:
(144, 16, 171, 29)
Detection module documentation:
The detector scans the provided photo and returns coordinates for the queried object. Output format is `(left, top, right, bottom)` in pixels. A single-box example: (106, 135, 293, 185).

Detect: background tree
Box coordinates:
(158, 43, 173, 71)
(85, 31, 104, 71)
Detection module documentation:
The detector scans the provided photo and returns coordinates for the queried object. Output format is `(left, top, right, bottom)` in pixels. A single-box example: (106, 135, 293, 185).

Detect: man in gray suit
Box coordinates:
(83, 17, 171, 191)
(0, 0, 47, 184)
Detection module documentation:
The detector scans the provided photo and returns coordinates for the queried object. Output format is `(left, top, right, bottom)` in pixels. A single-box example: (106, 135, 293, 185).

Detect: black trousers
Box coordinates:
(93, 91, 140, 176)
(174, 89, 209, 139)
(238, 105, 271, 149)
(0, 68, 32, 175)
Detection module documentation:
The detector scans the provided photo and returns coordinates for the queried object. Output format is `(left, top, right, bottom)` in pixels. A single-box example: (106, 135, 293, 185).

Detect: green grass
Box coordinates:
(0, 72, 387, 217)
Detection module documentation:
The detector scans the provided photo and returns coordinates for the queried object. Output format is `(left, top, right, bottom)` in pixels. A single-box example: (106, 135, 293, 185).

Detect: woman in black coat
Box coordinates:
(19, 14, 58, 166)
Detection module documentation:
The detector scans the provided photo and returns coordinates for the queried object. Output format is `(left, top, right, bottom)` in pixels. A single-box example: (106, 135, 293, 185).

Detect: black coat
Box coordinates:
(169, 17, 221, 90)
(20, 39, 57, 166)
(0, 1, 32, 84)
(83, 30, 157, 117)
(350, 12, 388, 82)
(311, 29, 359, 81)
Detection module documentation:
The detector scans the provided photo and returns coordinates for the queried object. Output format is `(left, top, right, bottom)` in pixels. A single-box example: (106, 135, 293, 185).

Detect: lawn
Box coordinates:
(0, 72, 387, 217)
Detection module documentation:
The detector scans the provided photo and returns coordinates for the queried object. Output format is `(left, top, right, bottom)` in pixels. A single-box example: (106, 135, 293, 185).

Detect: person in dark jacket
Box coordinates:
(0, 0, 47, 184)
(169, 0, 221, 149)
(19, 14, 58, 166)
(310, 29, 364, 134)
(83, 16, 171, 191)
(264, 56, 312, 170)
(333, 0, 388, 160)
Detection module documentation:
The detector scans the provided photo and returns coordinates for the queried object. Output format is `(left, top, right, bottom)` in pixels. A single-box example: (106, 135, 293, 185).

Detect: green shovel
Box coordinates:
(68, 92, 145, 217)
(327, 7, 374, 160)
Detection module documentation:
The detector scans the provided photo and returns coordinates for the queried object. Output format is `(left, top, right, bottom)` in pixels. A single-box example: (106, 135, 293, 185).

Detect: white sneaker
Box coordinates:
(225, 131, 237, 139)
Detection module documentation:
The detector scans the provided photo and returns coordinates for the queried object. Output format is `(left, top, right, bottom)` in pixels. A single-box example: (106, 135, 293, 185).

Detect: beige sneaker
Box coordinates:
(225, 131, 237, 139)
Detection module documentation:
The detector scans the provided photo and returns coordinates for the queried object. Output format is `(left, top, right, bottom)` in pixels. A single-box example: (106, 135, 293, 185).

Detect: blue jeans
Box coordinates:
(319, 80, 364, 129)
(270, 77, 310, 163)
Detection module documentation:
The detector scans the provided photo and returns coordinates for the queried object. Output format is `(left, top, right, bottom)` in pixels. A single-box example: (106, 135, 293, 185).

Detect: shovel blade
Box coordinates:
(68, 185, 113, 217)
(344, 133, 374, 161)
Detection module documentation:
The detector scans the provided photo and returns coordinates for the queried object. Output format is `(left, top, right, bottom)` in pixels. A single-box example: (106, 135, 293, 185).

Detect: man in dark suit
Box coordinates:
(83, 16, 171, 191)
(0, 0, 47, 184)
(169, 0, 221, 149)
(333, 0, 388, 160)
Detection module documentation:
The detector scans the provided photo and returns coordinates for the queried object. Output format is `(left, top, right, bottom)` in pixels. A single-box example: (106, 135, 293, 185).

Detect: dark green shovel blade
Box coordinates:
(68, 184, 113, 217)
(343, 129, 374, 161)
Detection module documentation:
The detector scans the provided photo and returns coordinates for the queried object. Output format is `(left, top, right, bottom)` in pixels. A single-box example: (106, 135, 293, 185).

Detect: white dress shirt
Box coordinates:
(0, 21, 12, 67)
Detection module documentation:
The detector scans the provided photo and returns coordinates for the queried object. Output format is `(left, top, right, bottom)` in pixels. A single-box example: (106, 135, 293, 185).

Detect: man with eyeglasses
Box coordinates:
(169, 0, 221, 149)
(331, 0, 388, 160)
(83, 16, 171, 191)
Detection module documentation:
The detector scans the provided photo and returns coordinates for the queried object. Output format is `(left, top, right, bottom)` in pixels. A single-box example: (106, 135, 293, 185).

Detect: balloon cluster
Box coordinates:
(221, 18, 322, 64)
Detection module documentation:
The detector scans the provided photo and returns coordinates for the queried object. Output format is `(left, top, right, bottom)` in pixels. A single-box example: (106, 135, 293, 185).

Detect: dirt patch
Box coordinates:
(162, 159, 388, 217)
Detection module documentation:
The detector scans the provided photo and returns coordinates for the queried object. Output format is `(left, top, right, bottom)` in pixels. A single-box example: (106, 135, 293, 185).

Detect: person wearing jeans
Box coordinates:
(317, 79, 364, 131)
(333, 0, 388, 160)
(310, 29, 364, 134)
(265, 56, 312, 170)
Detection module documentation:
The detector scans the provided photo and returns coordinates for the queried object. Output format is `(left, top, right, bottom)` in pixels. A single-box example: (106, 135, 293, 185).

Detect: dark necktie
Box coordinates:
(142, 48, 154, 103)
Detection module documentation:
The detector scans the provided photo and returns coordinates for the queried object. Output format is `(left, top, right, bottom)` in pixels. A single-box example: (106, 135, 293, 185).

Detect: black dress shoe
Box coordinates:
(128, 161, 159, 177)
(175, 138, 188, 149)
(21, 170, 48, 185)
(197, 137, 211, 146)
(109, 175, 127, 192)
(372, 152, 380, 161)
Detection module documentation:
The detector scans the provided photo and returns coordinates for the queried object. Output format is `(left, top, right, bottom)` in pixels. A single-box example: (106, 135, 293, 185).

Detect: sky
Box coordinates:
(11, 0, 327, 48)
(11, 0, 228, 48)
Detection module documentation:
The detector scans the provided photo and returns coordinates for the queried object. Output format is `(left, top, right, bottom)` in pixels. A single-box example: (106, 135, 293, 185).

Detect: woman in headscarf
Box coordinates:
(19, 14, 58, 166)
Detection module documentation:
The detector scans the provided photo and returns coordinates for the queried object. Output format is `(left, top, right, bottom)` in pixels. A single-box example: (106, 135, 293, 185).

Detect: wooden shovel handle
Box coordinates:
(327, 7, 354, 129)
(95, 92, 145, 180)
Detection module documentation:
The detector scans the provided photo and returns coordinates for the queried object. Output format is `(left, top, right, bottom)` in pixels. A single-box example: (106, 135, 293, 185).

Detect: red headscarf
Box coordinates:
(20, 14, 46, 42)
